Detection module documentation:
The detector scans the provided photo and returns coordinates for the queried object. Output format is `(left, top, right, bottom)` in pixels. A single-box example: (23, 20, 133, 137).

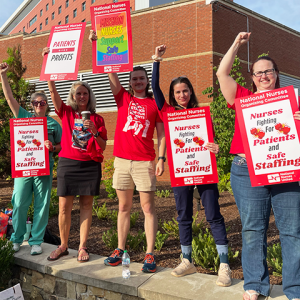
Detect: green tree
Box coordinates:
(202, 56, 246, 192)
(0, 45, 33, 177)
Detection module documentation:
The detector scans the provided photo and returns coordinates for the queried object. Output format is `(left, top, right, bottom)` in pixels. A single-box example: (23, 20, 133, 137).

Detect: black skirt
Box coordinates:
(57, 157, 102, 196)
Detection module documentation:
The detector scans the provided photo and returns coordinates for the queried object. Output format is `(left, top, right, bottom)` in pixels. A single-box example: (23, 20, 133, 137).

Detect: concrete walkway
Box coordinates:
(14, 242, 287, 300)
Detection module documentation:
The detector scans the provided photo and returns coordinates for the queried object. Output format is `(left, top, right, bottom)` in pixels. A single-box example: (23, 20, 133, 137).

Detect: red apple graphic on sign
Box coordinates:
(282, 126, 291, 135)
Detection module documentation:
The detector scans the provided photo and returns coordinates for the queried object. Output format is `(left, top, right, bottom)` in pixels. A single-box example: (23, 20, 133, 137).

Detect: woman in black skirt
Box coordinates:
(44, 48, 107, 262)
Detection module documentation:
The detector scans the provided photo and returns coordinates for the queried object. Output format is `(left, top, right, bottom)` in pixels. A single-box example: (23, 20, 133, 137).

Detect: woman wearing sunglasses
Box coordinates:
(0, 62, 62, 255)
(217, 32, 300, 300)
(151, 45, 231, 286)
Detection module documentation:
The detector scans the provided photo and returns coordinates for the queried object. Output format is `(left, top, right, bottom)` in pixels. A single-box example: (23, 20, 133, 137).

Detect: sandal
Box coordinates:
(47, 246, 69, 261)
(77, 247, 89, 263)
(243, 290, 260, 300)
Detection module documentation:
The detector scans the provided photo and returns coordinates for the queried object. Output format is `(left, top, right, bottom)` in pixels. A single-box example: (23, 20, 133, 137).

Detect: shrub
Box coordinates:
(192, 212, 205, 237)
(267, 243, 282, 276)
(102, 229, 118, 250)
(202, 56, 246, 190)
(155, 231, 169, 251)
(49, 188, 59, 218)
(0, 237, 14, 291)
(126, 230, 146, 251)
(93, 202, 109, 220)
(102, 158, 117, 200)
(155, 189, 171, 198)
(192, 228, 239, 272)
(162, 218, 179, 239)
(107, 209, 118, 228)
(130, 212, 139, 228)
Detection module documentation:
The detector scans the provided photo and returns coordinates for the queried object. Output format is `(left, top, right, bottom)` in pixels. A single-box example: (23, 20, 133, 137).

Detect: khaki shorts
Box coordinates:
(113, 157, 156, 192)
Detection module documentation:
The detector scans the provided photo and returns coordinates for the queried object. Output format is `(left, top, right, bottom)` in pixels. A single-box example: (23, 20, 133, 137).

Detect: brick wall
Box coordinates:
(1, 0, 300, 183)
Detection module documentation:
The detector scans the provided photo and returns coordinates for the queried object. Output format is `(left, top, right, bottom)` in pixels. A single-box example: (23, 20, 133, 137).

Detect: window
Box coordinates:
(58, 6, 62, 14)
(65, 15, 69, 24)
(91, 0, 95, 3)
(45, 18, 48, 25)
(52, 0, 55, 4)
(82, 19, 86, 22)
(40, 23, 42, 30)
(40, 9, 43, 16)
(29, 15, 37, 27)
(23, 26, 25, 32)
(66, 0, 69, 7)
(82, 1, 86, 11)
(46, 3, 49, 11)
(73, 8, 77, 17)
(52, 12, 55, 20)
(30, 28, 37, 34)
(58, 21, 61, 25)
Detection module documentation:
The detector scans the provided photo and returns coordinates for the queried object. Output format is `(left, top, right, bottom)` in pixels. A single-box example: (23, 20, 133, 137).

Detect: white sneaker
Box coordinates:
(13, 243, 21, 252)
(171, 255, 197, 277)
(216, 263, 232, 287)
(31, 244, 42, 255)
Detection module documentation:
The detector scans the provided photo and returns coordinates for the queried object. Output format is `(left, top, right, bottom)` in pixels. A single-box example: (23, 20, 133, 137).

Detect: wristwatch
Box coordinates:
(53, 146, 56, 152)
(93, 131, 100, 138)
(158, 156, 166, 162)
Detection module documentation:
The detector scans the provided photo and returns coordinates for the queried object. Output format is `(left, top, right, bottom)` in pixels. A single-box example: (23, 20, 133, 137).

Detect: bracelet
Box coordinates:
(158, 156, 166, 162)
(93, 131, 100, 138)
(53, 145, 56, 152)
(151, 55, 163, 62)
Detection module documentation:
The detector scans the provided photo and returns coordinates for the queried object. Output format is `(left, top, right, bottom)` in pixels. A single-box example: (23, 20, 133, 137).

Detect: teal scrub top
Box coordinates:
(17, 107, 62, 166)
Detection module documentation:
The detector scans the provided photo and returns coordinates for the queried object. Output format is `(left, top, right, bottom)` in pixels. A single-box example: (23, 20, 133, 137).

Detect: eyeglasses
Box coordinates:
(252, 69, 275, 77)
(32, 100, 47, 107)
(171, 76, 188, 82)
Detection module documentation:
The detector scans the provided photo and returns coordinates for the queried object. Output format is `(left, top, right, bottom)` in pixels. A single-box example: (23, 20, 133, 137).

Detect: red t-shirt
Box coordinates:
(56, 102, 107, 162)
(113, 87, 162, 161)
(228, 84, 253, 154)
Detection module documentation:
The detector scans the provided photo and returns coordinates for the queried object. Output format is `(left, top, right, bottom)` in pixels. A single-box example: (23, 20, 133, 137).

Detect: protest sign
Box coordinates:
(164, 107, 218, 187)
(0, 284, 24, 300)
(90, 1, 133, 73)
(235, 85, 300, 186)
(10, 118, 50, 178)
(40, 22, 86, 81)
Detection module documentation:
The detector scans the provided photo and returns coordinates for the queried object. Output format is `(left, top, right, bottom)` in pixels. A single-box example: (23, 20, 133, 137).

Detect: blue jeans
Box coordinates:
(173, 184, 228, 246)
(231, 156, 300, 299)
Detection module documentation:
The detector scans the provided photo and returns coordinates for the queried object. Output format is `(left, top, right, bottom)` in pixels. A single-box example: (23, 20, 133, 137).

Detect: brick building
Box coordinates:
(0, 0, 300, 182)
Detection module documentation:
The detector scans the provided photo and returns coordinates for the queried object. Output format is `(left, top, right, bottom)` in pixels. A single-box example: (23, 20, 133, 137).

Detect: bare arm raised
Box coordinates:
(216, 32, 251, 106)
(89, 30, 122, 95)
(0, 63, 20, 117)
(42, 47, 63, 111)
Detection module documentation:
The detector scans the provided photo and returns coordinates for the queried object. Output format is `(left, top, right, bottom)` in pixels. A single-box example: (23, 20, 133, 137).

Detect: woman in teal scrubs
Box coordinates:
(0, 62, 62, 255)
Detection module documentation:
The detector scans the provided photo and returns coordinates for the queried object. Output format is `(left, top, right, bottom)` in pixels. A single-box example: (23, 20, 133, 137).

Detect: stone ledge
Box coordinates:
(13, 242, 287, 300)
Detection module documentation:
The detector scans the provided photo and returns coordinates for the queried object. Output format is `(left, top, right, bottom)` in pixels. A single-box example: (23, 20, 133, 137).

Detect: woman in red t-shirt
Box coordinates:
(42, 48, 108, 263)
(217, 32, 300, 300)
(151, 45, 231, 286)
(89, 31, 166, 273)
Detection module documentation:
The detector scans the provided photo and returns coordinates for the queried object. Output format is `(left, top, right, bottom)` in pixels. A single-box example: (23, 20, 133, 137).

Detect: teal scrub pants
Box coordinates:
(10, 165, 53, 246)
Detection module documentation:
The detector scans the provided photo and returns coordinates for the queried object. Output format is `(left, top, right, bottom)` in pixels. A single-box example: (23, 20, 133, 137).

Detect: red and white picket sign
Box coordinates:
(164, 107, 218, 187)
(10, 117, 50, 178)
(235, 85, 300, 186)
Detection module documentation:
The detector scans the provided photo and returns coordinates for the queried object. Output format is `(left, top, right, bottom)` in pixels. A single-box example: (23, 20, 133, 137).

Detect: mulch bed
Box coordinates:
(0, 178, 282, 285)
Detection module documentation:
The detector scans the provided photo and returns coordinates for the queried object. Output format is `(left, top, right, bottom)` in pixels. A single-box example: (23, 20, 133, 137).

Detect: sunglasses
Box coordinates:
(32, 100, 47, 107)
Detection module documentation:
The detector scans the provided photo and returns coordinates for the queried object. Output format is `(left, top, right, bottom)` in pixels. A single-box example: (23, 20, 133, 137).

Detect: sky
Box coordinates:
(0, 0, 300, 32)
